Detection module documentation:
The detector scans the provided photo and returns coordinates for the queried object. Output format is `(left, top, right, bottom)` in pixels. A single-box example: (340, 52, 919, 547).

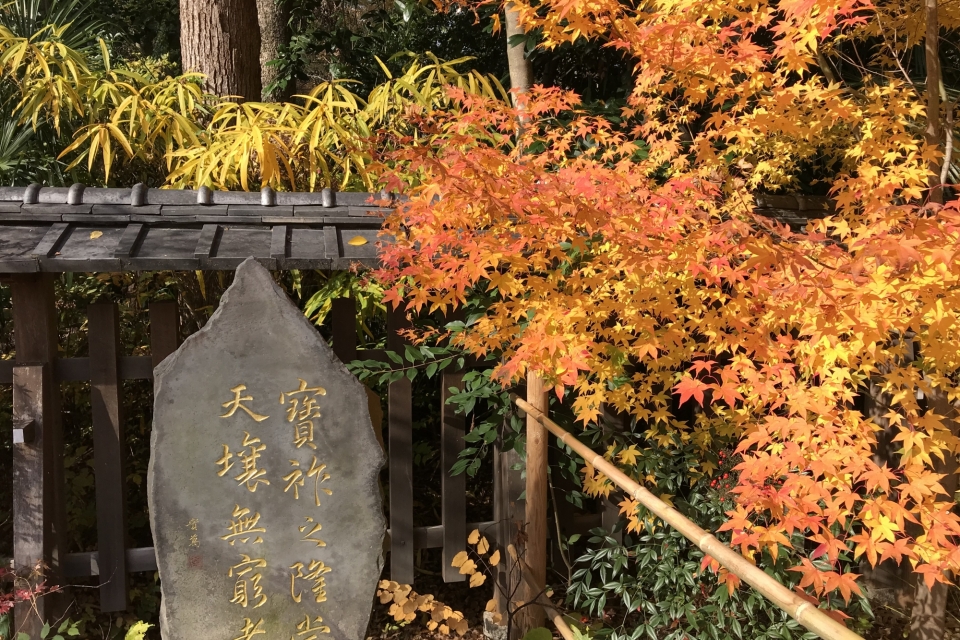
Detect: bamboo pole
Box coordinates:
(524, 374, 549, 630)
(513, 396, 865, 640)
(507, 544, 575, 640)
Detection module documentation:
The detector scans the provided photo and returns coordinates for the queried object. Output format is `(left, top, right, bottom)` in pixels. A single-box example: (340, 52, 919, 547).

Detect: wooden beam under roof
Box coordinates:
(0, 184, 392, 272)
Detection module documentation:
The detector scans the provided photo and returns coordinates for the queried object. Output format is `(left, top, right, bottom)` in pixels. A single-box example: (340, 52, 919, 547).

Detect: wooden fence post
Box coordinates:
(10, 273, 65, 639)
(441, 368, 466, 583)
(88, 302, 128, 611)
(388, 306, 414, 584)
(493, 440, 525, 640)
(12, 365, 48, 639)
(331, 297, 358, 365)
(149, 301, 180, 369)
(524, 374, 549, 631)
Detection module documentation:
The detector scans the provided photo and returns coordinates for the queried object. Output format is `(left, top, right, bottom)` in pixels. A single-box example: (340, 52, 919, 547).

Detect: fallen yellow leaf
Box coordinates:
(347, 235, 368, 246)
(89, 230, 103, 239)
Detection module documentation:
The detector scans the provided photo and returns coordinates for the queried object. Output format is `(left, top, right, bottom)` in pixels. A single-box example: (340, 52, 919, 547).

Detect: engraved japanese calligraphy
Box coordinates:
(217, 432, 271, 492)
(150, 258, 385, 640)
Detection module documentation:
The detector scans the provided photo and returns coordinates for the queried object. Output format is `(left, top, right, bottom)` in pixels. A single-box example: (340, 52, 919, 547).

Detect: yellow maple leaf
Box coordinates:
(451, 550, 469, 568)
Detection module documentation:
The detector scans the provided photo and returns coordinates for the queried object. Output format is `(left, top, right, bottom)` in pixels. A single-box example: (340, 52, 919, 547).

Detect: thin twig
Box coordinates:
(547, 473, 574, 585)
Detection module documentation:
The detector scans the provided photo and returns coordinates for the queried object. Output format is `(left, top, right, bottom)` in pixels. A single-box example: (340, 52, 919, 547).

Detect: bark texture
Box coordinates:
(256, 0, 290, 101)
(925, 0, 943, 202)
(179, 0, 262, 100)
(505, 3, 533, 104)
(861, 380, 915, 606)
(909, 387, 959, 640)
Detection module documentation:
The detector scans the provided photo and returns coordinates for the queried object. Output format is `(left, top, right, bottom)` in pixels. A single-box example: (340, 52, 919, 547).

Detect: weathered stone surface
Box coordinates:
(148, 257, 385, 640)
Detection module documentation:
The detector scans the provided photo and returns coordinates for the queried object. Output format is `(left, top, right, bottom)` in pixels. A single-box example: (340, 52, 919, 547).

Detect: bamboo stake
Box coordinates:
(507, 544, 575, 640)
(514, 396, 865, 640)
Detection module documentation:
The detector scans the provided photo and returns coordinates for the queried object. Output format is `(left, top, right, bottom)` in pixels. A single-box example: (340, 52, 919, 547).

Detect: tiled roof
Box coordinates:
(0, 184, 389, 272)
(0, 184, 832, 273)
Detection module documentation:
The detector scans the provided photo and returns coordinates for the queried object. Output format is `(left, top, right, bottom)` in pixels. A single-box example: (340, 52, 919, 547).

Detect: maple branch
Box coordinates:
(940, 96, 957, 187)
(885, 39, 918, 93)
(816, 49, 838, 85)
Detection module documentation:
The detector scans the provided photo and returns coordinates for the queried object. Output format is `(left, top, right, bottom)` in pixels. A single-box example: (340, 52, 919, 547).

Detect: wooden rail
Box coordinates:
(58, 521, 497, 578)
(514, 396, 865, 640)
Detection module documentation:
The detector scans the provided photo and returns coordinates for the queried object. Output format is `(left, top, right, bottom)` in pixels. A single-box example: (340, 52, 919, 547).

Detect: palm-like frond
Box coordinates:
(0, 0, 109, 55)
(0, 114, 36, 179)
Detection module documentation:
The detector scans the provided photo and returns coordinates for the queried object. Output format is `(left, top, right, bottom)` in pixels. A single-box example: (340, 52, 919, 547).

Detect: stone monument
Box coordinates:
(148, 257, 385, 640)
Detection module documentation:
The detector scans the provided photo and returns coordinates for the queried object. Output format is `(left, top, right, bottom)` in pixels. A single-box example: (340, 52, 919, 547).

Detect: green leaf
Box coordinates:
(404, 344, 420, 363)
(42, 623, 51, 639)
(19, 633, 31, 640)
(425, 362, 438, 378)
(406, 368, 417, 381)
(124, 621, 153, 640)
(386, 350, 403, 365)
(523, 628, 552, 640)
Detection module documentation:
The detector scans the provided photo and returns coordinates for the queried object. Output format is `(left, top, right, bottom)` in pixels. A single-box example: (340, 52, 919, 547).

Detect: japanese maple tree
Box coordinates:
(374, 0, 960, 628)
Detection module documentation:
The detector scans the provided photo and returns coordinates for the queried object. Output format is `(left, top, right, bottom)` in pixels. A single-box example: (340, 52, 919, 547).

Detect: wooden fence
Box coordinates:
(0, 273, 525, 636)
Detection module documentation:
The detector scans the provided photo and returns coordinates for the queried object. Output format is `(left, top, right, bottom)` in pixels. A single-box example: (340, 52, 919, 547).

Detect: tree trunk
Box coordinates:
(505, 3, 532, 107)
(909, 386, 959, 640)
(257, 0, 290, 101)
(925, 0, 943, 203)
(180, 0, 262, 100)
(861, 380, 915, 607)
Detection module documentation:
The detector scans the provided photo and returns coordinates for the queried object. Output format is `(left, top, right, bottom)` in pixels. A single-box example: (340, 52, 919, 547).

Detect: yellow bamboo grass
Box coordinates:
(506, 544, 575, 640)
(513, 396, 865, 640)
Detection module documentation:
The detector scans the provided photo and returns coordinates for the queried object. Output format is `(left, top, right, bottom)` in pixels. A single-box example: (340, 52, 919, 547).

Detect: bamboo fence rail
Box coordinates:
(513, 396, 865, 640)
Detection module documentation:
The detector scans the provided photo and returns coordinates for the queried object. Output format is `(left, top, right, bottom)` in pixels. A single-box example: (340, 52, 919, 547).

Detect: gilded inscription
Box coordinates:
(289, 560, 332, 603)
(214, 380, 336, 629)
(298, 517, 326, 548)
(281, 457, 332, 506)
(229, 554, 268, 608)
(187, 518, 200, 548)
(217, 433, 270, 492)
(233, 618, 266, 640)
(222, 505, 266, 545)
(280, 379, 327, 450)
(222, 384, 269, 422)
(291, 614, 331, 639)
